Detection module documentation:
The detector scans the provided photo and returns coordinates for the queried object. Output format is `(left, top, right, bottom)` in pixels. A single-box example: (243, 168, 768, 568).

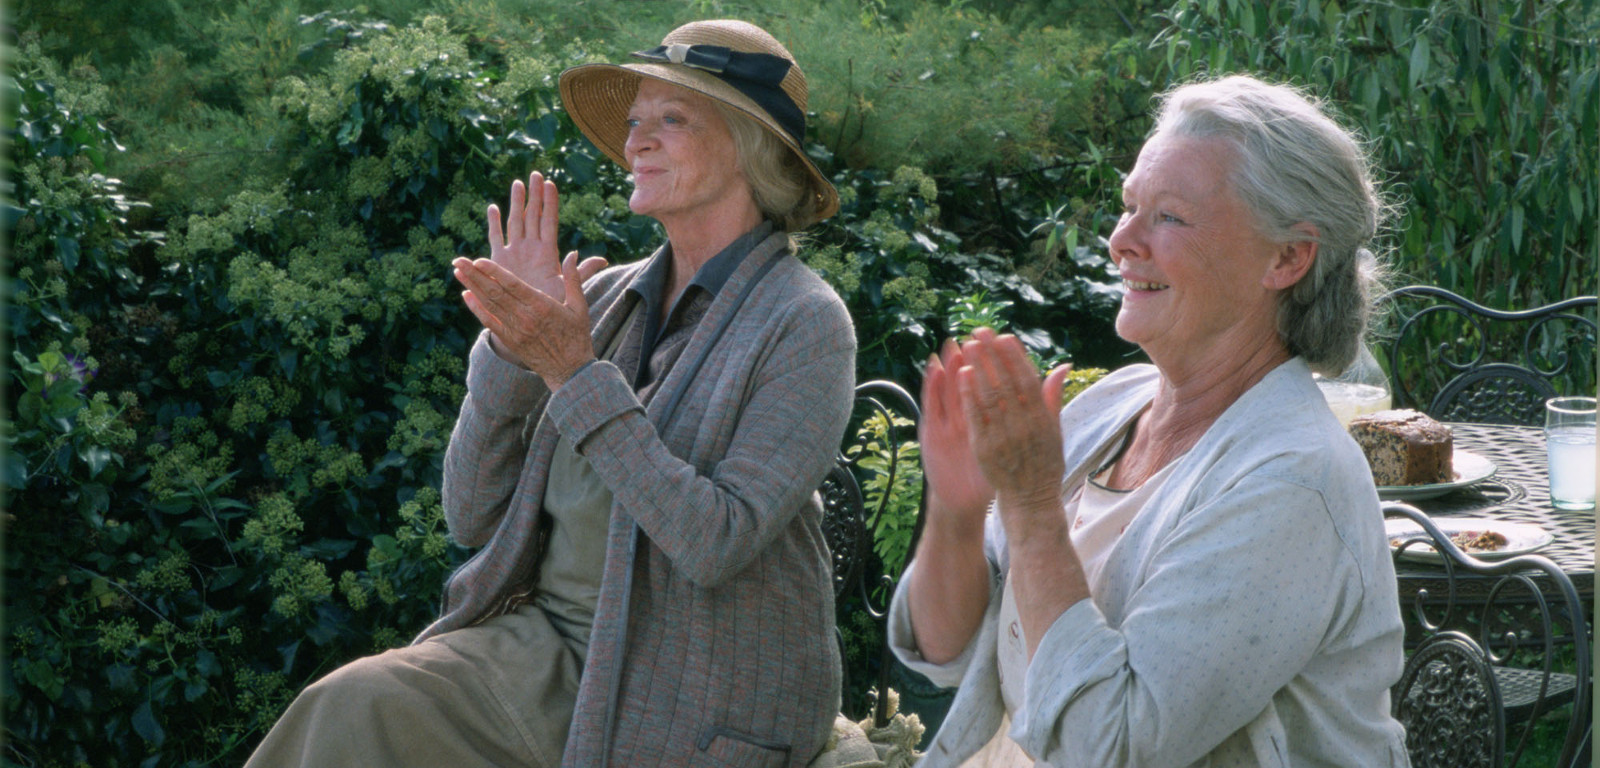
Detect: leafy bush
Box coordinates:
(798, 1, 1118, 174)
(4, 16, 637, 764)
(850, 410, 923, 582)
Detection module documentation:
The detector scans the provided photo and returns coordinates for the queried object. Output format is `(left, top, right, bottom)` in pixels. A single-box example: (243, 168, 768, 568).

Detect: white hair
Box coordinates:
(1151, 75, 1393, 375)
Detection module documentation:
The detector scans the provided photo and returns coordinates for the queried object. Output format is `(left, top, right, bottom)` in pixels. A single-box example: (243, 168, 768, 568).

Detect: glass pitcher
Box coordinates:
(1315, 346, 1392, 427)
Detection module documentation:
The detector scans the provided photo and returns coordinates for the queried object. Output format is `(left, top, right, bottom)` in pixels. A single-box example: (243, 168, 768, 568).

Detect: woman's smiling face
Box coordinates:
(1107, 132, 1289, 367)
(623, 79, 753, 229)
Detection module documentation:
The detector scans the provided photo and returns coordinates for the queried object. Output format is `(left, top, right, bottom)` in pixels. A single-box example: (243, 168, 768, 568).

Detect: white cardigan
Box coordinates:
(889, 359, 1410, 767)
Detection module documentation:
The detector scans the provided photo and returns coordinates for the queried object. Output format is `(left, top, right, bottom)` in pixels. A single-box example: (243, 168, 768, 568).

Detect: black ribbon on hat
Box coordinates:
(631, 44, 805, 146)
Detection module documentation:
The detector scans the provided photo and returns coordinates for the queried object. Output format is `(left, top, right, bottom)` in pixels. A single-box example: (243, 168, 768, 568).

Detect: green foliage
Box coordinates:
(833, 406, 921, 720)
(785, 0, 1136, 375)
(807, 162, 1121, 383)
(5, 14, 641, 764)
(848, 411, 923, 581)
(798, 0, 1118, 174)
(803, 165, 952, 381)
(7, 45, 161, 322)
(1060, 366, 1111, 405)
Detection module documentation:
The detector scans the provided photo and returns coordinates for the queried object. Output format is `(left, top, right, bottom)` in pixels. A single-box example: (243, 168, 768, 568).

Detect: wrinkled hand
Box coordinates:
(919, 338, 995, 536)
(954, 329, 1072, 534)
(487, 171, 567, 298)
(483, 170, 609, 308)
(453, 171, 608, 389)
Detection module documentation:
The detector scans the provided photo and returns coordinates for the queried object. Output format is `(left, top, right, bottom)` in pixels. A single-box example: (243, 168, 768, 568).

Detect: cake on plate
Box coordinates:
(1348, 409, 1454, 486)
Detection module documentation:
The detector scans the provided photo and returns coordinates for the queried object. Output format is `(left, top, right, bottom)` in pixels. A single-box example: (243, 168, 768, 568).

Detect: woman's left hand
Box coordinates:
(958, 329, 1087, 653)
(453, 252, 601, 389)
(955, 328, 1073, 535)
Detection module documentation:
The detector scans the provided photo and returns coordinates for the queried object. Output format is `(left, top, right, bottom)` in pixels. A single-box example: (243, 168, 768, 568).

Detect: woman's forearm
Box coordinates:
(905, 497, 993, 664)
(999, 491, 1090, 660)
(546, 312, 856, 589)
(441, 333, 551, 547)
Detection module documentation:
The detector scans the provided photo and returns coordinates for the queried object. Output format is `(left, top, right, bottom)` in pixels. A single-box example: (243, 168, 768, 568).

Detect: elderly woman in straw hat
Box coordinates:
(889, 75, 1409, 766)
(246, 19, 854, 768)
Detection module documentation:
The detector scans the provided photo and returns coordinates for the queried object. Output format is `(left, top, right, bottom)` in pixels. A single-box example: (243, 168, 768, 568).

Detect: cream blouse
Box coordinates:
(972, 455, 1181, 767)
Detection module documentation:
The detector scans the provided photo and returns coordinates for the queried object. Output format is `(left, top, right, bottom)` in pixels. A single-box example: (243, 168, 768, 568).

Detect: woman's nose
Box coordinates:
(625, 121, 656, 157)
(1107, 216, 1139, 266)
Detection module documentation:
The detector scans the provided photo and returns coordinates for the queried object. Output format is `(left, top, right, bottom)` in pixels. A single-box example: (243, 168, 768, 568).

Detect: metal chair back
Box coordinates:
(1385, 502, 1591, 768)
(819, 380, 926, 727)
(1378, 286, 1597, 425)
(1393, 630, 1506, 768)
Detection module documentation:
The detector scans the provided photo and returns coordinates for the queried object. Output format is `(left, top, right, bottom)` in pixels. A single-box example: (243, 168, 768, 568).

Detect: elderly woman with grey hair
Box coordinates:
(889, 75, 1410, 766)
(247, 19, 855, 768)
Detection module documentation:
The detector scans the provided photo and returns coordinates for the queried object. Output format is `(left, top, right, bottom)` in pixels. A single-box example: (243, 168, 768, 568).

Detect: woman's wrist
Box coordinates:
(922, 494, 989, 542)
(995, 488, 1069, 546)
(541, 356, 598, 392)
(484, 332, 520, 366)
(996, 483, 1061, 516)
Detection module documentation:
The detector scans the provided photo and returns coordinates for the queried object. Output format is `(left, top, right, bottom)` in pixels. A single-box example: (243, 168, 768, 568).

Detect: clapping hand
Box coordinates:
(920, 338, 996, 536)
(452, 171, 609, 389)
(907, 329, 1075, 663)
(953, 329, 1072, 536)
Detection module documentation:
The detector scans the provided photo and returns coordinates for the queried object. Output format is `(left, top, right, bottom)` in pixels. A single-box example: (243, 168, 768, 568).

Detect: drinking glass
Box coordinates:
(1544, 396, 1597, 510)
(1316, 346, 1391, 427)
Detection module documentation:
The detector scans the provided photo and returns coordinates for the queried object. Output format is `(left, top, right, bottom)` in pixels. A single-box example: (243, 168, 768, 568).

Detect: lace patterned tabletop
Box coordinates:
(1393, 422, 1593, 594)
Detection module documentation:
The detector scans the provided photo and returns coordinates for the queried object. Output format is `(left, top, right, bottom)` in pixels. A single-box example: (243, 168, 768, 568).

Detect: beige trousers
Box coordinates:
(244, 605, 583, 768)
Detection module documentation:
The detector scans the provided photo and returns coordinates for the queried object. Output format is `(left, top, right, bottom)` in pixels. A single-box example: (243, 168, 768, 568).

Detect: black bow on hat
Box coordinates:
(631, 44, 806, 147)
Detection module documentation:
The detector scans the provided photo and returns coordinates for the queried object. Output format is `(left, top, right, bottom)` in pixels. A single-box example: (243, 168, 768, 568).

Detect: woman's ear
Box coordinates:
(1263, 222, 1319, 290)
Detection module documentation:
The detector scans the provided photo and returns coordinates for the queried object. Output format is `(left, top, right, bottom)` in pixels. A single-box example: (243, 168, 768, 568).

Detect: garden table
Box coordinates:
(1390, 422, 1593, 599)
(1385, 422, 1593, 767)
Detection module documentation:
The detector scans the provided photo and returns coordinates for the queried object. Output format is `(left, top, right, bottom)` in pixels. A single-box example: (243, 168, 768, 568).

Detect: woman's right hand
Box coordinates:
(920, 338, 994, 534)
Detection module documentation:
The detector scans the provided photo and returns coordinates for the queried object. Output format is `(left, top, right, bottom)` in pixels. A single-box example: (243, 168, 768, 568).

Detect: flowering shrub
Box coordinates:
(3, 19, 635, 765)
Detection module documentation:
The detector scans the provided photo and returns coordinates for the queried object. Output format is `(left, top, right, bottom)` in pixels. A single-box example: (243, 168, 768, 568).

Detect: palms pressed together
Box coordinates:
(452, 171, 609, 389)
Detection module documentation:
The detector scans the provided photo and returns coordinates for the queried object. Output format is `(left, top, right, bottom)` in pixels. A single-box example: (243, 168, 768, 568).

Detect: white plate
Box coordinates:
(1376, 449, 1496, 501)
(1385, 517, 1552, 562)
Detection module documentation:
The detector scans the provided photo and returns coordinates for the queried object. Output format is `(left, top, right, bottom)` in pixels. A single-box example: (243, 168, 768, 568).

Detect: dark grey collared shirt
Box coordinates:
(618, 220, 775, 392)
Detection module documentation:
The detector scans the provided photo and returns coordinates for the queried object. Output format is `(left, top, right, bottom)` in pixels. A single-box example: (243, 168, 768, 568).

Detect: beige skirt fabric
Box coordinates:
(244, 604, 583, 768)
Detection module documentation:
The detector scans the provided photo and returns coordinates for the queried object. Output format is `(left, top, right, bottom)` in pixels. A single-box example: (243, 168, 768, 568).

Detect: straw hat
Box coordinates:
(559, 19, 839, 227)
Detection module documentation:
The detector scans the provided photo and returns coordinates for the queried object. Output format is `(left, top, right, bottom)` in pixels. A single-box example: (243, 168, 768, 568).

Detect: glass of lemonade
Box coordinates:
(1544, 396, 1597, 510)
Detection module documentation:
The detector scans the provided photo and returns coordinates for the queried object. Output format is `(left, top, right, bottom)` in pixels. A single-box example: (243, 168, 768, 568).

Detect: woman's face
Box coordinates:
(624, 79, 753, 228)
(1107, 132, 1293, 367)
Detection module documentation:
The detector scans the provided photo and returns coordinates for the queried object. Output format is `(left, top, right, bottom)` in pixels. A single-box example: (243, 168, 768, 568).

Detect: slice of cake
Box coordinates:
(1348, 409, 1454, 486)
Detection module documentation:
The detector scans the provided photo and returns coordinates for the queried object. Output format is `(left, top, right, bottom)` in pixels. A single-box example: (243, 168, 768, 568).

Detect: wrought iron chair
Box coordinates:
(1377, 285, 1597, 425)
(1385, 502, 1591, 768)
(820, 379, 928, 727)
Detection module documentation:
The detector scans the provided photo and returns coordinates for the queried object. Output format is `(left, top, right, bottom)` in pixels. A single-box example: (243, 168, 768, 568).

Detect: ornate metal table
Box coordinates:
(1393, 423, 1593, 597)
(1387, 423, 1593, 767)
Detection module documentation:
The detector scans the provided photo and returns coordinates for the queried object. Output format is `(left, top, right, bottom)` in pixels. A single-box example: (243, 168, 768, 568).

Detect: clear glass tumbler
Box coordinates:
(1544, 396, 1597, 510)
